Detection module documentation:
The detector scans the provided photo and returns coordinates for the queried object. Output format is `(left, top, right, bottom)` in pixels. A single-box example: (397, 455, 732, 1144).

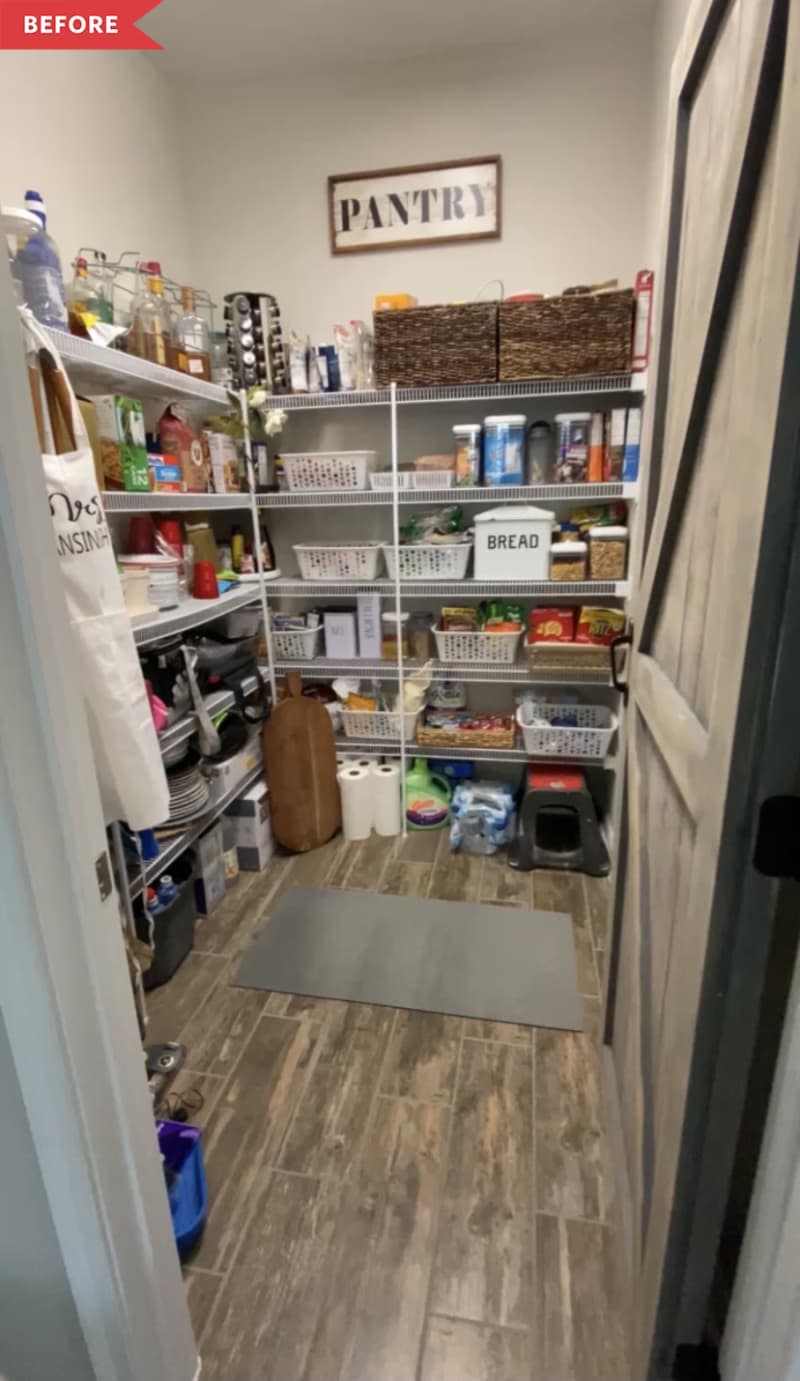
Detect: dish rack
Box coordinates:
(515, 703, 616, 760)
(340, 708, 420, 741)
(370, 471, 455, 491)
(433, 627, 523, 664)
(383, 542, 473, 580)
(270, 625, 322, 659)
(281, 450, 378, 491)
(293, 542, 384, 581)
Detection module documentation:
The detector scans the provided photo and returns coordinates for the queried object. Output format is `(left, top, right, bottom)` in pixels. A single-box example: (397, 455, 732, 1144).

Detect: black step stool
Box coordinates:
(509, 765, 609, 876)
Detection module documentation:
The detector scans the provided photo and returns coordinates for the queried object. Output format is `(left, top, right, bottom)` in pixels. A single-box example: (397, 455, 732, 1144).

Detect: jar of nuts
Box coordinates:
(550, 540, 587, 581)
(588, 526, 629, 580)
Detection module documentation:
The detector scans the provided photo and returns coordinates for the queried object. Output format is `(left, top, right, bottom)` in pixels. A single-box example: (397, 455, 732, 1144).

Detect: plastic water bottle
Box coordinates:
(17, 189, 67, 328)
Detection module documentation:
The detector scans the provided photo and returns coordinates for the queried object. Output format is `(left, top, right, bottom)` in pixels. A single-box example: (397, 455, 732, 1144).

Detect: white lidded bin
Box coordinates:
(473, 505, 554, 580)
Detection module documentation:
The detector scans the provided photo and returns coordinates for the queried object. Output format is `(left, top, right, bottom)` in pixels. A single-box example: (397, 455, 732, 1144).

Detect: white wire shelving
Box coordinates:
(275, 656, 612, 686)
(132, 586, 262, 648)
(267, 578, 630, 598)
(44, 327, 229, 406)
(257, 481, 637, 508)
(104, 491, 251, 512)
(336, 736, 617, 766)
(258, 372, 646, 411)
(128, 763, 263, 900)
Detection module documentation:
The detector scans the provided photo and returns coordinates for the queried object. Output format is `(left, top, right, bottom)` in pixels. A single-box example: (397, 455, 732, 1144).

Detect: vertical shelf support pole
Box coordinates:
(239, 388, 278, 705)
(390, 381, 408, 836)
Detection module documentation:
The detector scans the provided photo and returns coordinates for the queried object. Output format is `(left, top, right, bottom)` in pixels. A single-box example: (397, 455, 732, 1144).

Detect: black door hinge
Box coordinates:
(673, 1341, 720, 1381)
(753, 796, 800, 880)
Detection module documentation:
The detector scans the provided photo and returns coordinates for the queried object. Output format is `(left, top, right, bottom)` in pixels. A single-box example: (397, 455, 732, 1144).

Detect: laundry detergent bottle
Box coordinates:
(405, 758, 452, 830)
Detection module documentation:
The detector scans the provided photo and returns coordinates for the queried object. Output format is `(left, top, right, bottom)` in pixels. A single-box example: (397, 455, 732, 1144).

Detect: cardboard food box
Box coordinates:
(78, 397, 105, 493)
(194, 821, 226, 916)
(91, 394, 149, 491)
(158, 404, 207, 492)
(203, 430, 241, 493)
(224, 777, 273, 871)
(147, 451, 183, 493)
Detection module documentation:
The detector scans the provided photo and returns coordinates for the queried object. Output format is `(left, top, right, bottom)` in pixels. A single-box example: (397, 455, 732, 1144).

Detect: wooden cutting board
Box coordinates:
(262, 672, 341, 852)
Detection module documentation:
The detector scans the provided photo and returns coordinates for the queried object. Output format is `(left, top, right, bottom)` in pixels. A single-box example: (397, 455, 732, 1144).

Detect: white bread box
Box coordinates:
(473, 505, 555, 580)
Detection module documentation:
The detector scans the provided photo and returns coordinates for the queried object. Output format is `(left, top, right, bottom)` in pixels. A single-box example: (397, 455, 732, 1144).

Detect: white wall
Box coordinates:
(644, 0, 694, 263)
(0, 53, 193, 290)
(176, 20, 653, 342)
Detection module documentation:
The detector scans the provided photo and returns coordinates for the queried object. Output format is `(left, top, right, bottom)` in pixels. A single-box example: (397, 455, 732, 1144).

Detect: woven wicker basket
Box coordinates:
(498, 290, 634, 379)
(374, 303, 498, 387)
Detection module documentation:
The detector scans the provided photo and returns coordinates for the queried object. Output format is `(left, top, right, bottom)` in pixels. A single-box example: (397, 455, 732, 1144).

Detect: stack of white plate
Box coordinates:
(162, 760, 210, 825)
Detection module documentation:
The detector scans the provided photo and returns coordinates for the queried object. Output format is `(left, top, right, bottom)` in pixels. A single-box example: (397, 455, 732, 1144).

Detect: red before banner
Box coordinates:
(0, 0, 162, 48)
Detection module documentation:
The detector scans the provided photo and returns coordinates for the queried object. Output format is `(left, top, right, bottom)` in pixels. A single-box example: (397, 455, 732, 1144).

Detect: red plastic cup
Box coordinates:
(192, 561, 219, 599)
(127, 515, 156, 554)
(156, 517, 183, 558)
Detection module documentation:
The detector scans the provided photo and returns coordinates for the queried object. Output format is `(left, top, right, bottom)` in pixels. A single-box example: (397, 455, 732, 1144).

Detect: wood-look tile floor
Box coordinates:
(149, 832, 628, 1381)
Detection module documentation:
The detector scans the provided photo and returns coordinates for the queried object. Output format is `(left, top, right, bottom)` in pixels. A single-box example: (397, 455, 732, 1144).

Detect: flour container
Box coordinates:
(473, 505, 554, 580)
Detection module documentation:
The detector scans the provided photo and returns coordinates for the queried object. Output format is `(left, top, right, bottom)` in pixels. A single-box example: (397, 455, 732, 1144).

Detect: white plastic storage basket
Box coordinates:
(433, 627, 523, 664)
(383, 542, 473, 580)
(515, 703, 616, 760)
(270, 626, 322, 659)
(370, 471, 455, 491)
(281, 451, 378, 491)
(293, 542, 384, 581)
(340, 709, 420, 741)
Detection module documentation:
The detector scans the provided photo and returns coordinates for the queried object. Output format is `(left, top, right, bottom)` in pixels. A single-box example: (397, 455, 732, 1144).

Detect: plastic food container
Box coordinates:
(483, 415, 526, 486)
(408, 611, 434, 660)
(381, 610, 409, 659)
(554, 413, 591, 483)
(550, 540, 588, 581)
(588, 526, 628, 579)
(453, 423, 482, 486)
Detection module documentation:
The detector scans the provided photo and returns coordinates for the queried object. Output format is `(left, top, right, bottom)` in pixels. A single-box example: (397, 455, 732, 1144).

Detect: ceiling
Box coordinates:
(144, 0, 652, 78)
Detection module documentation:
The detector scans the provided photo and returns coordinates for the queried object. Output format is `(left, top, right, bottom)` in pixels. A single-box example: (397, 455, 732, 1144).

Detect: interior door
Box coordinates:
(604, 0, 800, 1375)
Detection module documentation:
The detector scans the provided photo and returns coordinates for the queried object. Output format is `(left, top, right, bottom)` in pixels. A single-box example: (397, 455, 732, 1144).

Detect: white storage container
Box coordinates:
(281, 450, 378, 491)
(515, 702, 616, 760)
(370, 471, 454, 490)
(340, 709, 420, 741)
(383, 542, 472, 580)
(270, 625, 321, 659)
(473, 505, 554, 580)
(293, 542, 384, 581)
(433, 627, 523, 664)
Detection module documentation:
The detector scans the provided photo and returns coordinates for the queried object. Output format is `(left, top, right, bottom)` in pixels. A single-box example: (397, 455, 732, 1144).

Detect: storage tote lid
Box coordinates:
(452, 423, 482, 435)
(588, 525, 629, 539)
(483, 414, 527, 426)
(474, 505, 555, 523)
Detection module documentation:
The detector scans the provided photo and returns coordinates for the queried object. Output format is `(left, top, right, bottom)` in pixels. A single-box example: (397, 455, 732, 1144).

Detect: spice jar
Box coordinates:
(408, 611, 434, 661)
(381, 610, 409, 659)
(550, 540, 587, 582)
(588, 526, 628, 579)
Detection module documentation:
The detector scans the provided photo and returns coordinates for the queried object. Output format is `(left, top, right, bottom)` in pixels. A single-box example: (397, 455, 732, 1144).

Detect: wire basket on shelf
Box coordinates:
(515, 703, 616, 759)
(293, 542, 384, 581)
(270, 626, 322, 660)
(281, 451, 378, 491)
(433, 627, 523, 664)
(370, 470, 455, 491)
(340, 709, 420, 741)
(383, 542, 473, 581)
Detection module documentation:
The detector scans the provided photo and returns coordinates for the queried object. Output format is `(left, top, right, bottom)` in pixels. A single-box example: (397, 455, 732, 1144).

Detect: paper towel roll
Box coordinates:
(337, 765, 373, 840)
(337, 753, 381, 770)
(370, 762, 402, 837)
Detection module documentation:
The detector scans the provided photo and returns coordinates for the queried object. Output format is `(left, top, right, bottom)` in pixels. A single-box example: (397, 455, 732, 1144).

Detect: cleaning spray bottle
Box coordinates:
(405, 758, 452, 831)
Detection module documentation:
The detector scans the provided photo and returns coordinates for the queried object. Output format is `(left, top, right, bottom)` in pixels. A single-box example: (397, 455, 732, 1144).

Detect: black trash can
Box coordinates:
(137, 852, 197, 991)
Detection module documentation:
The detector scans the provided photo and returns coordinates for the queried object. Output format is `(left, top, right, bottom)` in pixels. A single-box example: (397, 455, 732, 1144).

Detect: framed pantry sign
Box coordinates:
(328, 156, 502, 254)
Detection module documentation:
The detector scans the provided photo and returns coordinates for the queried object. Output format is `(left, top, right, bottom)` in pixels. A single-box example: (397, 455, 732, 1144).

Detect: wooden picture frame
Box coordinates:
(328, 155, 502, 255)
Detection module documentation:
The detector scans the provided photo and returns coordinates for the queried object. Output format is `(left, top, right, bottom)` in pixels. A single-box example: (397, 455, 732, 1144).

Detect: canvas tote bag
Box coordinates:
(22, 312, 169, 829)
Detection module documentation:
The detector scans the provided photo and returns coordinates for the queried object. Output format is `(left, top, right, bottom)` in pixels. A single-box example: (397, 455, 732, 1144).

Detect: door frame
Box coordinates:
(0, 256, 198, 1379)
(602, 0, 800, 1372)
